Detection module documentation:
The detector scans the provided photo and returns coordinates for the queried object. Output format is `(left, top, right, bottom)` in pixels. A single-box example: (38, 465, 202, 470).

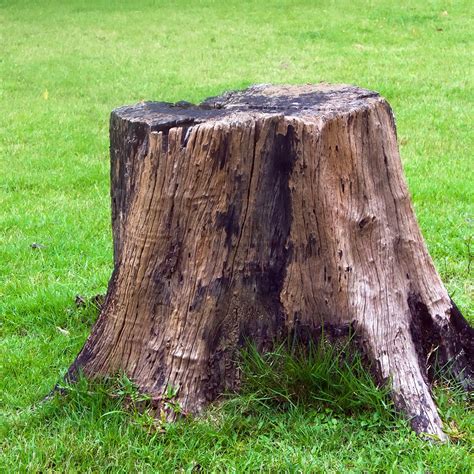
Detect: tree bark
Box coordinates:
(69, 84, 473, 440)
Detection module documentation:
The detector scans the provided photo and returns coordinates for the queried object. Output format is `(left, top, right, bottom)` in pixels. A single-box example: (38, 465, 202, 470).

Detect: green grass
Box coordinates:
(2, 346, 473, 473)
(0, 0, 472, 471)
(238, 339, 396, 415)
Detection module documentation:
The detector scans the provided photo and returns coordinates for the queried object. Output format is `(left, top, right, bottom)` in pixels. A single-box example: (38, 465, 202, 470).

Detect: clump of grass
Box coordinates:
(236, 337, 396, 422)
(431, 371, 474, 443)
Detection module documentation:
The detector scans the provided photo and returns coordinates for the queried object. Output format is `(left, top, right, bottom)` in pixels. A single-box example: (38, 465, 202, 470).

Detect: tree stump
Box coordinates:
(69, 84, 473, 440)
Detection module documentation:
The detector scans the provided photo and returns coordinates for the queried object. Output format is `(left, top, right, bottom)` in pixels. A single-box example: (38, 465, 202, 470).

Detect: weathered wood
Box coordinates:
(69, 84, 473, 440)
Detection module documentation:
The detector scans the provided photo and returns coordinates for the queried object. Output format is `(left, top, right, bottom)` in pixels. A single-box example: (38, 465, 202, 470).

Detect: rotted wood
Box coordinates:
(69, 84, 473, 440)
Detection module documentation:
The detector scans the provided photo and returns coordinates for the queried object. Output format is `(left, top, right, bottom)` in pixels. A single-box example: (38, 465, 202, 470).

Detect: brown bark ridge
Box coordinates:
(69, 84, 473, 440)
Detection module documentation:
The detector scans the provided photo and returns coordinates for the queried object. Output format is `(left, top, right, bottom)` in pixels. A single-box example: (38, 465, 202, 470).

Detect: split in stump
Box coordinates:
(69, 84, 473, 440)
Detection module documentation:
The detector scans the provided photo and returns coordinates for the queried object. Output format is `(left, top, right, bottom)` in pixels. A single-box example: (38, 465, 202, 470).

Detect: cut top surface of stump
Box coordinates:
(112, 84, 382, 129)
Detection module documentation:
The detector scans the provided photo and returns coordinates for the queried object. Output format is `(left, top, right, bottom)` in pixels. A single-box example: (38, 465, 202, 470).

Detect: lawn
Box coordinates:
(0, 0, 472, 472)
